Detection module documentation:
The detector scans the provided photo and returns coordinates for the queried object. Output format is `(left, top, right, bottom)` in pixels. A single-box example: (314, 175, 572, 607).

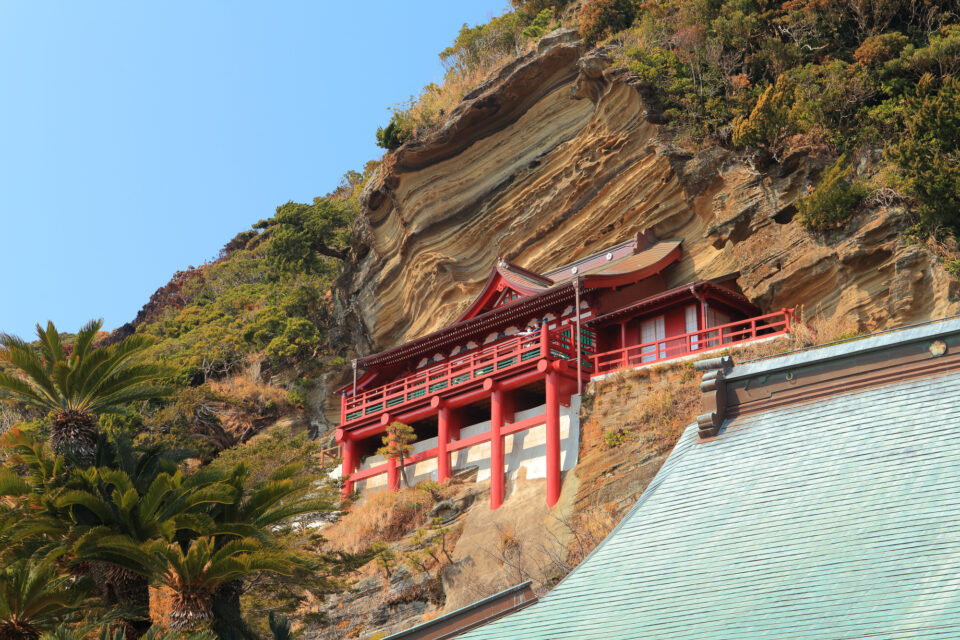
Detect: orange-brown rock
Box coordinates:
(338, 34, 959, 355)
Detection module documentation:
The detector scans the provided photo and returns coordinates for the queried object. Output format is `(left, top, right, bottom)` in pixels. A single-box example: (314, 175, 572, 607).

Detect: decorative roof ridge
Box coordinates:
(542, 229, 661, 280)
(356, 282, 578, 368)
(583, 279, 753, 327)
(496, 258, 554, 287)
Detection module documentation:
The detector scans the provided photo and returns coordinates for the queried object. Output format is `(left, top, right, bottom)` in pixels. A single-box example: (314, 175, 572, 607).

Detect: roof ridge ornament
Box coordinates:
(695, 356, 733, 439)
(634, 228, 659, 253)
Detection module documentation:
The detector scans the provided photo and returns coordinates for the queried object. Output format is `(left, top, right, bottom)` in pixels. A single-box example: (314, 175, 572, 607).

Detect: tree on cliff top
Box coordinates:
(254, 196, 354, 270)
(378, 422, 417, 489)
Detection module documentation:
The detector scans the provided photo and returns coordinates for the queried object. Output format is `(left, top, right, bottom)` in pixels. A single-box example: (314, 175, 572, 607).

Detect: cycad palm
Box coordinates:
(0, 320, 171, 466)
(149, 537, 297, 631)
(205, 463, 332, 639)
(59, 465, 235, 635)
(0, 555, 91, 640)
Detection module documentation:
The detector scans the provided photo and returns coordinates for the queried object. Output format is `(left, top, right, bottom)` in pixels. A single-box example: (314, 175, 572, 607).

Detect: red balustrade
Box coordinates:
(590, 308, 794, 375)
(341, 325, 595, 425)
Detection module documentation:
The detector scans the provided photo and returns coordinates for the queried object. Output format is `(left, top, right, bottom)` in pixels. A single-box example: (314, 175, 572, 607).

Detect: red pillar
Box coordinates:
(438, 403, 451, 482)
(545, 369, 561, 508)
(502, 389, 516, 424)
(387, 457, 398, 492)
(340, 435, 356, 499)
(620, 321, 629, 368)
(449, 408, 461, 441)
(490, 386, 505, 510)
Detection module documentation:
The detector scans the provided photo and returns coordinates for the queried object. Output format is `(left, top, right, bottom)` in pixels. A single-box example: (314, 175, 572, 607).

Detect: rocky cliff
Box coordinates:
(337, 30, 959, 357)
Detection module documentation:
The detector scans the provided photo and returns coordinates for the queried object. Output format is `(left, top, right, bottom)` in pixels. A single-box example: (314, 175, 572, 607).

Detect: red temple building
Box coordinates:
(335, 231, 793, 509)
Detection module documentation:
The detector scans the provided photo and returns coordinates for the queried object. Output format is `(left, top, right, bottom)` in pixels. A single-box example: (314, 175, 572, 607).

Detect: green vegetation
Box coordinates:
(377, 422, 416, 489)
(604, 428, 627, 448)
(797, 155, 869, 232)
(580, 0, 640, 46)
(887, 73, 960, 233)
(0, 426, 345, 637)
(0, 555, 92, 639)
(377, 0, 960, 245)
(0, 320, 171, 466)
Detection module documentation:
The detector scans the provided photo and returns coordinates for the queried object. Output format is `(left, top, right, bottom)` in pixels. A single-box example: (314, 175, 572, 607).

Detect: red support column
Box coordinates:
(502, 389, 516, 424)
(545, 369, 561, 508)
(387, 457, 398, 492)
(340, 434, 356, 499)
(449, 408, 461, 441)
(437, 403, 451, 482)
(490, 386, 505, 510)
(620, 321, 629, 368)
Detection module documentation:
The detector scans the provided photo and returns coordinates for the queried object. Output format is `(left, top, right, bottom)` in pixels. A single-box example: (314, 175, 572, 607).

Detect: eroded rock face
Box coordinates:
(337, 34, 959, 356)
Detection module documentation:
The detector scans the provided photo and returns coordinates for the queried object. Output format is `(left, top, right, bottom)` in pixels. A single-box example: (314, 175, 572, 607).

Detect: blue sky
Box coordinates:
(0, 1, 507, 338)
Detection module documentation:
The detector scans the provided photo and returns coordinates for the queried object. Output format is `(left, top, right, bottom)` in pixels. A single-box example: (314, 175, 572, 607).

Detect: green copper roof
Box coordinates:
(458, 348, 960, 638)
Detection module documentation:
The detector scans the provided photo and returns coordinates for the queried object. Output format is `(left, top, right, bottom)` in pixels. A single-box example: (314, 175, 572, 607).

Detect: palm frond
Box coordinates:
(69, 319, 103, 368)
(36, 322, 66, 375)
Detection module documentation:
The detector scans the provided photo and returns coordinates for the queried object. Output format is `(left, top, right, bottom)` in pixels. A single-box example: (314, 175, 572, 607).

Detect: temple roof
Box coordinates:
(455, 317, 960, 639)
(456, 232, 682, 323)
(584, 278, 758, 326)
(356, 233, 682, 370)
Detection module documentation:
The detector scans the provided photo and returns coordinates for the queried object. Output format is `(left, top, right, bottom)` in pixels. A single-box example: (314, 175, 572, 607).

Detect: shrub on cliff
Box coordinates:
(256, 196, 354, 269)
(511, 0, 570, 21)
(579, 0, 640, 46)
(732, 74, 796, 151)
(375, 115, 407, 150)
(797, 155, 868, 232)
(439, 13, 526, 75)
(522, 8, 555, 40)
(887, 74, 960, 233)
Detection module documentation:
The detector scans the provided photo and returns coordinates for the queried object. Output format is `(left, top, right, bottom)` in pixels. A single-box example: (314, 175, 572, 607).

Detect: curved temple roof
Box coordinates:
(356, 234, 682, 370)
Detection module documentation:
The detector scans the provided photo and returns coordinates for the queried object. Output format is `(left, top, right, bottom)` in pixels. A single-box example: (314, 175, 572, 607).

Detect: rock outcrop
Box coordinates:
(337, 32, 959, 356)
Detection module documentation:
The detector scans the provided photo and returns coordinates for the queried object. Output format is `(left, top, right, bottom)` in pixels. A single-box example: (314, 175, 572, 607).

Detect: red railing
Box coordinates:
(341, 325, 595, 425)
(590, 308, 794, 375)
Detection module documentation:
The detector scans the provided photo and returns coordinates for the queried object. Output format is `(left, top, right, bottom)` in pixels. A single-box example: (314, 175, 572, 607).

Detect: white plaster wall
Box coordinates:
(350, 395, 581, 493)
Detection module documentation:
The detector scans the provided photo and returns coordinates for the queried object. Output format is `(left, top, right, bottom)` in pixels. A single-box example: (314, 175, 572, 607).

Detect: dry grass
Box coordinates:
(206, 372, 288, 408)
(323, 486, 440, 554)
(585, 312, 864, 457)
(563, 503, 622, 569)
(204, 373, 292, 437)
(397, 46, 532, 141)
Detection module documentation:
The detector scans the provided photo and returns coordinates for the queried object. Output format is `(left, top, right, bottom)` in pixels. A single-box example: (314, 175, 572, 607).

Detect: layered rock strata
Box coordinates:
(338, 30, 959, 361)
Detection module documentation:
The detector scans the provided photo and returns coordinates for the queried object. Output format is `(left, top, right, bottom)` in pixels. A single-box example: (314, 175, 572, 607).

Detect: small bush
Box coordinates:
(440, 12, 525, 75)
(887, 74, 960, 233)
(580, 0, 640, 46)
(797, 155, 868, 232)
(522, 8, 554, 40)
(512, 0, 571, 20)
(945, 259, 960, 279)
(375, 115, 408, 150)
(604, 429, 626, 448)
(732, 74, 796, 150)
